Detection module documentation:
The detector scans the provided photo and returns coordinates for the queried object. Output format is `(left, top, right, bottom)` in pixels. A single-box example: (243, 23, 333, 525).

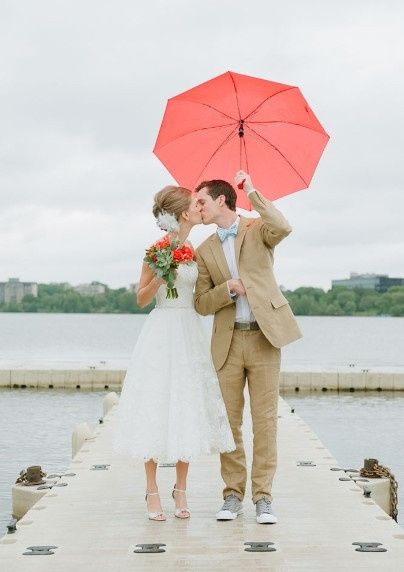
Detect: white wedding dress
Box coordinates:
(113, 261, 235, 463)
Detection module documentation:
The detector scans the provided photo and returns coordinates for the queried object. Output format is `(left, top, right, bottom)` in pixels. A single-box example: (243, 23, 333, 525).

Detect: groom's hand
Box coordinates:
(227, 279, 246, 296)
(235, 170, 255, 194)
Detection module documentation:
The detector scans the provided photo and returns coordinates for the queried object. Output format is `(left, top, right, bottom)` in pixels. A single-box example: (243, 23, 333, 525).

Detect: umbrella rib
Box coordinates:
(155, 122, 238, 151)
(248, 119, 329, 136)
(244, 86, 296, 121)
(245, 124, 309, 187)
(193, 128, 238, 187)
(229, 71, 242, 120)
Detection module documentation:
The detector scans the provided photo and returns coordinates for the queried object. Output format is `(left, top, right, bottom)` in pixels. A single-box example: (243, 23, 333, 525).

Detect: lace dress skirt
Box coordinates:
(113, 263, 235, 463)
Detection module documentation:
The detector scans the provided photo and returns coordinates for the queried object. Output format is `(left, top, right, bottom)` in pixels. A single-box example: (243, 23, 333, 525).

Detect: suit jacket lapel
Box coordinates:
(235, 216, 250, 266)
(209, 234, 232, 281)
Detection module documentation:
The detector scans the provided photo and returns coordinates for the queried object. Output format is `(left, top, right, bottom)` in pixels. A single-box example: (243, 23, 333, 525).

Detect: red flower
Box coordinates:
(172, 245, 195, 263)
(172, 249, 184, 262)
(154, 235, 170, 249)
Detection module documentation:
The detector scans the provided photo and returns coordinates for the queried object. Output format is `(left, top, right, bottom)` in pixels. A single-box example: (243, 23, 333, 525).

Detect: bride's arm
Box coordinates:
(136, 263, 165, 308)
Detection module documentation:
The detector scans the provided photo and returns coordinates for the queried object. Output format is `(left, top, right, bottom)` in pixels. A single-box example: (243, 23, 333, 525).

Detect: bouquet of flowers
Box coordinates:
(144, 234, 195, 299)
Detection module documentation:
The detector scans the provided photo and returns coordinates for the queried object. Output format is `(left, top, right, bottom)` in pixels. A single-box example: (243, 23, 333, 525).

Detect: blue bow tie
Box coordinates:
(217, 222, 238, 242)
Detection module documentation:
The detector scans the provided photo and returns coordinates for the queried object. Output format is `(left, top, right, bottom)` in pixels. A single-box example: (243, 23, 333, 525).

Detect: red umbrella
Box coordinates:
(153, 71, 329, 209)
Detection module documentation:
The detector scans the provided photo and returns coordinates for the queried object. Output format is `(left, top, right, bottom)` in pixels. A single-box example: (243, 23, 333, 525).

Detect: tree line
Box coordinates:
(1, 283, 404, 316)
(0, 283, 154, 314)
(283, 285, 404, 317)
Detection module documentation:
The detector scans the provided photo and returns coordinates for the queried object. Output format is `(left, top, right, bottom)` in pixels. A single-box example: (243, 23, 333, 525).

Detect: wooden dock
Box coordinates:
(1, 396, 404, 570)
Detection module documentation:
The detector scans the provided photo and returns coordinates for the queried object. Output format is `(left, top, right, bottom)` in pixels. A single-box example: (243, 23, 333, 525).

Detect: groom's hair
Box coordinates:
(195, 180, 237, 212)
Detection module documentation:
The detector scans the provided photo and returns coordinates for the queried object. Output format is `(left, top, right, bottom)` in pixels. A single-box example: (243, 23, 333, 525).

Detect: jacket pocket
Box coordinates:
(270, 293, 289, 309)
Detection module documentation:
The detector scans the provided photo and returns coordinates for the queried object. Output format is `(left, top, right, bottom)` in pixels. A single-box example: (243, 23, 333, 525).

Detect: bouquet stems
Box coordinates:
(166, 286, 178, 299)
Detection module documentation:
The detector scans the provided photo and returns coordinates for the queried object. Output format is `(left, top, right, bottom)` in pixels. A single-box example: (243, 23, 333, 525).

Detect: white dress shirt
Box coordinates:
(220, 216, 256, 323)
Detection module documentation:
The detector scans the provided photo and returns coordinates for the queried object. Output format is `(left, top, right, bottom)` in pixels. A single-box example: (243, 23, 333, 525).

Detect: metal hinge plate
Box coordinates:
(134, 543, 166, 553)
(23, 545, 58, 556)
(353, 542, 387, 552)
(244, 541, 276, 552)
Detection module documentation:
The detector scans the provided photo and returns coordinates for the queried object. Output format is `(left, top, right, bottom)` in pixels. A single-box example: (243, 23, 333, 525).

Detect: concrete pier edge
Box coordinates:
(1, 368, 403, 390)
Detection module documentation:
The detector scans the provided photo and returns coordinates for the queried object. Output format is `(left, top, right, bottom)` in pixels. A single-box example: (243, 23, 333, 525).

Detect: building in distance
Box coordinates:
(73, 281, 107, 296)
(332, 272, 404, 293)
(0, 278, 38, 303)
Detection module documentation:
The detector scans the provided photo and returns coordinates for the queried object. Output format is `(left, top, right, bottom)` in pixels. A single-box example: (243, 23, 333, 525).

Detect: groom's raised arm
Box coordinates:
(235, 170, 292, 249)
(249, 190, 292, 248)
(194, 250, 234, 316)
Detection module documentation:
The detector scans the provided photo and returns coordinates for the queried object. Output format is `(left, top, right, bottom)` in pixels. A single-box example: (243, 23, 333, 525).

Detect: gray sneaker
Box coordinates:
(255, 497, 277, 524)
(216, 494, 243, 520)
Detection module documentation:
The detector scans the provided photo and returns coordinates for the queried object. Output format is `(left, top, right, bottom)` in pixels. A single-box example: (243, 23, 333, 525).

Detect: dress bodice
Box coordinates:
(155, 262, 198, 309)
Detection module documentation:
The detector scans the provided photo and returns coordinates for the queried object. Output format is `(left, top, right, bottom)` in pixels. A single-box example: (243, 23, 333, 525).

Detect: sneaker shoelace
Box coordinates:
(222, 495, 240, 512)
(257, 498, 272, 514)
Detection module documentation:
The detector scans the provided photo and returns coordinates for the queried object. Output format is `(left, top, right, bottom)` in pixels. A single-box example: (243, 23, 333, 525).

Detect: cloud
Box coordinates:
(0, 0, 403, 289)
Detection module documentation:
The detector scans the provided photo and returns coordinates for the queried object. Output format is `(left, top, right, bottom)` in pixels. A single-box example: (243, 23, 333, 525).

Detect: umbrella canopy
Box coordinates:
(154, 71, 330, 209)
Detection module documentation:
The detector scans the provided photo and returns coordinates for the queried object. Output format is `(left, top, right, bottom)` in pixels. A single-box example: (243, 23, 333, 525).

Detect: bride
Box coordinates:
(113, 185, 235, 521)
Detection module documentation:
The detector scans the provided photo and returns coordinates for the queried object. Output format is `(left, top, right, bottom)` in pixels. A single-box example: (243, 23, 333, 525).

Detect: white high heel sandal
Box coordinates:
(172, 486, 190, 519)
(145, 491, 166, 521)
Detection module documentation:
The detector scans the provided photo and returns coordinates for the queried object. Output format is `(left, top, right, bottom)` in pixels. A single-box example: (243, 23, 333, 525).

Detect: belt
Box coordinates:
(234, 321, 260, 331)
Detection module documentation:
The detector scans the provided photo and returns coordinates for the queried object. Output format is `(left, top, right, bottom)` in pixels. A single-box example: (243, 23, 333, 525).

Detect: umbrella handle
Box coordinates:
(237, 179, 246, 190)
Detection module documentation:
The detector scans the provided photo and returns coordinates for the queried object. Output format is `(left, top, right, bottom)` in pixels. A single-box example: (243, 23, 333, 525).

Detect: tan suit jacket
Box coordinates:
(195, 191, 302, 371)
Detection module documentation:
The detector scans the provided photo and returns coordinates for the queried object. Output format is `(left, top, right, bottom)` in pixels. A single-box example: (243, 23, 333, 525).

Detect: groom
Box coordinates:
(194, 171, 302, 524)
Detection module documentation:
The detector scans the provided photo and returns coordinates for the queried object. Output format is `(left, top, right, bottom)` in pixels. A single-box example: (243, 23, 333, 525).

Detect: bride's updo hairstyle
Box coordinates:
(152, 185, 192, 222)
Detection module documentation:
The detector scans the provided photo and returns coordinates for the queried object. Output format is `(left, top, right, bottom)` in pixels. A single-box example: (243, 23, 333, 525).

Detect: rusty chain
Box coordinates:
(360, 461, 398, 522)
(15, 467, 47, 486)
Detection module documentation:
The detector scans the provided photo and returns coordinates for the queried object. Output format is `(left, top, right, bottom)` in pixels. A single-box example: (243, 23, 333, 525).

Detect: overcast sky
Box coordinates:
(1, 0, 403, 290)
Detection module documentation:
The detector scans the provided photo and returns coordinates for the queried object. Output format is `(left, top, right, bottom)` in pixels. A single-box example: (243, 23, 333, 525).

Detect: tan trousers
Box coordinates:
(217, 329, 280, 504)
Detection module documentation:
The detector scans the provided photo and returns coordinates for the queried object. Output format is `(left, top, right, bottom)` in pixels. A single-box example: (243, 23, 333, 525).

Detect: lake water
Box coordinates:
(0, 313, 404, 370)
(0, 389, 107, 537)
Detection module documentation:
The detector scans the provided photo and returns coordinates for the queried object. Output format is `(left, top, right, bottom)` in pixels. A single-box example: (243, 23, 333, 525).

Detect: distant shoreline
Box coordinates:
(1, 284, 403, 316)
